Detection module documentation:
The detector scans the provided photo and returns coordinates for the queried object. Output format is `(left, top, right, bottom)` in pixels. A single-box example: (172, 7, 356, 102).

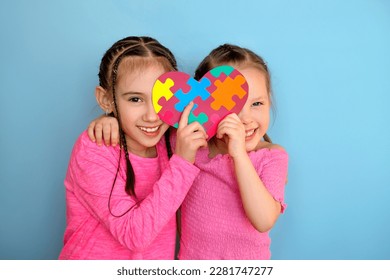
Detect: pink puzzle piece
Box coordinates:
(157, 95, 182, 125)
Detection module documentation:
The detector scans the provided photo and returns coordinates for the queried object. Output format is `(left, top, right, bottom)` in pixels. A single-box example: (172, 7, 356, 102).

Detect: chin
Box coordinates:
(246, 135, 262, 152)
(245, 142, 258, 152)
(142, 134, 165, 147)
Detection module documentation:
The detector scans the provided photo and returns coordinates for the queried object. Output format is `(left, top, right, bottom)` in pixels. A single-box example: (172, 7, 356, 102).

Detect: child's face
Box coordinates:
(115, 63, 169, 156)
(237, 67, 270, 152)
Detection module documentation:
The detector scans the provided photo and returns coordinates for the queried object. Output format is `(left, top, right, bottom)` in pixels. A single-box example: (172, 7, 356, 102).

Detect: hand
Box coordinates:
(87, 115, 119, 146)
(216, 113, 246, 158)
(175, 102, 208, 163)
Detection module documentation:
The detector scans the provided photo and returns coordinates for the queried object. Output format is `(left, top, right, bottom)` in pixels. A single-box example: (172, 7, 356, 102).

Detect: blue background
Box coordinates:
(1, 0, 389, 260)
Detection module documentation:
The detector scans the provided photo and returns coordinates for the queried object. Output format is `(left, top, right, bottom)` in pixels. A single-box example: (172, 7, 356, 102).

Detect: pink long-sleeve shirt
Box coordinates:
(59, 131, 199, 260)
(178, 146, 288, 260)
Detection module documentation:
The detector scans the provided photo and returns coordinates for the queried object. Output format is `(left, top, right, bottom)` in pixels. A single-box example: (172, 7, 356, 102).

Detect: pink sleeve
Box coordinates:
(257, 149, 289, 213)
(66, 131, 199, 251)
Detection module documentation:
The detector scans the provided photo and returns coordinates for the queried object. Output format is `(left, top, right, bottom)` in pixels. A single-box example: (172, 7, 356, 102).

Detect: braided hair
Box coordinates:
(98, 36, 176, 215)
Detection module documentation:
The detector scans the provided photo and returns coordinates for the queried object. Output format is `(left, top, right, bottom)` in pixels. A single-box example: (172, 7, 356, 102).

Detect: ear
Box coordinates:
(95, 86, 113, 114)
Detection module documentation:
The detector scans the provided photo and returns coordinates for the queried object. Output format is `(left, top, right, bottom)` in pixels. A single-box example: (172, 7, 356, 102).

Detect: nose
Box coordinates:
(238, 106, 252, 125)
(143, 102, 160, 122)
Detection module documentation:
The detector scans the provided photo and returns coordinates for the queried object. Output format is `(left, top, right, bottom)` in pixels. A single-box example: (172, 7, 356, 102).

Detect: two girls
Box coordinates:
(81, 40, 289, 259)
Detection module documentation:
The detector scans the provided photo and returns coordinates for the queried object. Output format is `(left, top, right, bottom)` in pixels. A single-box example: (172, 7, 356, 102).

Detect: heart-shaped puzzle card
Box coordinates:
(152, 65, 249, 138)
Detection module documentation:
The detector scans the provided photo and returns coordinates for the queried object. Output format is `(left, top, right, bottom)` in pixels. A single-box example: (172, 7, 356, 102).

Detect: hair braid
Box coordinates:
(110, 48, 137, 197)
(98, 36, 177, 217)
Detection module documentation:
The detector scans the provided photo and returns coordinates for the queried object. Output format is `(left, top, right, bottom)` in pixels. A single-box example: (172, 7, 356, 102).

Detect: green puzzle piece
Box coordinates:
(210, 65, 234, 77)
(173, 112, 208, 128)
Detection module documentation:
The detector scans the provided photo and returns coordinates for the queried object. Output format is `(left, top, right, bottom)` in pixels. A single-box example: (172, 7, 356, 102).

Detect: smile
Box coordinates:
(139, 125, 160, 133)
(245, 128, 257, 137)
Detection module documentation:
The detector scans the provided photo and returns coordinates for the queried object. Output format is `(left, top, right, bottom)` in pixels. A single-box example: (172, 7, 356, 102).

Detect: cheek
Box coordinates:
(260, 108, 270, 123)
(262, 113, 270, 125)
(160, 123, 170, 134)
(119, 112, 134, 127)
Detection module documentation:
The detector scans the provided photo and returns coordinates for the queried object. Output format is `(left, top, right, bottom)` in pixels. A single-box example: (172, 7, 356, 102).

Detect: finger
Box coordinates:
(94, 123, 104, 146)
(184, 137, 208, 149)
(189, 130, 209, 141)
(216, 124, 242, 139)
(228, 113, 240, 121)
(87, 121, 96, 142)
(183, 122, 208, 139)
(220, 114, 241, 125)
(103, 123, 111, 146)
(178, 101, 194, 128)
(111, 121, 119, 146)
(218, 122, 244, 133)
(191, 138, 208, 149)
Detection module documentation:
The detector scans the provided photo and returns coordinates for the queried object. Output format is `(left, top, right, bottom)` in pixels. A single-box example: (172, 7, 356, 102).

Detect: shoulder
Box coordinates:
(249, 142, 288, 165)
(70, 130, 120, 163)
(263, 142, 286, 152)
(73, 130, 103, 153)
(255, 141, 287, 155)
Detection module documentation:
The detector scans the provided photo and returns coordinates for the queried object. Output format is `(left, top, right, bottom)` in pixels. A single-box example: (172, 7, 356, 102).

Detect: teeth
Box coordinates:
(246, 129, 255, 137)
(140, 126, 159, 133)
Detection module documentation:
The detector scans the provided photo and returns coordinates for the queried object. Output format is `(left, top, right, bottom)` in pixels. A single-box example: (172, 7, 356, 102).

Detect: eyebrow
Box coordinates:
(120, 91, 146, 96)
(249, 96, 267, 102)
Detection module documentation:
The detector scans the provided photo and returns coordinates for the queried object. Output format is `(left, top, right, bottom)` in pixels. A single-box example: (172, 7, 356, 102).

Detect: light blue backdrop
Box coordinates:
(1, 0, 389, 260)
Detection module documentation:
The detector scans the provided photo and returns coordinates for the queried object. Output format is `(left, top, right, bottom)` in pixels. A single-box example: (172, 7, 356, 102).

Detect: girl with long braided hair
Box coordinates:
(59, 36, 207, 259)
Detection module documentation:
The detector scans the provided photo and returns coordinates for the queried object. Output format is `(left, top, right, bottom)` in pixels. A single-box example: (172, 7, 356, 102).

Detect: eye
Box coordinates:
(252, 101, 263, 107)
(128, 97, 142, 103)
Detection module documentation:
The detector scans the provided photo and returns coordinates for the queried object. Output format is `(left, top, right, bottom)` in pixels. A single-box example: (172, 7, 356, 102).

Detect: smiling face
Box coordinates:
(114, 61, 169, 157)
(237, 66, 270, 152)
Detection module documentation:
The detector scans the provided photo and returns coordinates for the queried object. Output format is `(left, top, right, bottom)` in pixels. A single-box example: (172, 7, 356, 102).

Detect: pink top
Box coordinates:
(178, 146, 288, 260)
(59, 131, 199, 260)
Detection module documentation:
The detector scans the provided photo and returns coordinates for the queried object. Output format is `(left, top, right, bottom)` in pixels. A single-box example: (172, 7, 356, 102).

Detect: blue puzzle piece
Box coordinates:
(174, 78, 212, 111)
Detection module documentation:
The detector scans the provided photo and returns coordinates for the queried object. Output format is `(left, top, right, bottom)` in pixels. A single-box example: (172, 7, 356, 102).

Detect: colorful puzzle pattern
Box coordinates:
(152, 65, 249, 138)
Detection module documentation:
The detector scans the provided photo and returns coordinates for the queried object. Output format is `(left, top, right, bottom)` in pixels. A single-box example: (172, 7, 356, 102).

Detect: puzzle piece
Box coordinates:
(203, 113, 226, 138)
(227, 68, 243, 80)
(157, 95, 182, 125)
(192, 95, 216, 117)
(210, 75, 248, 111)
(210, 65, 234, 78)
(152, 78, 175, 113)
(168, 72, 192, 93)
(192, 95, 227, 137)
(174, 78, 211, 111)
(172, 111, 208, 128)
(206, 72, 228, 93)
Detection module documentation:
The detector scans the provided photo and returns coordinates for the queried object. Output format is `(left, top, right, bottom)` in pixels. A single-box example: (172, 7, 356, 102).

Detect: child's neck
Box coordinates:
(127, 146, 157, 158)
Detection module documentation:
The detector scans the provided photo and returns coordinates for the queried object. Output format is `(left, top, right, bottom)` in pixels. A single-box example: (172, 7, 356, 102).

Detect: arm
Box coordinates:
(232, 152, 285, 232)
(68, 133, 200, 251)
(216, 114, 286, 232)
(86, 102, 207, 163)
(73, 103, 206, 250)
